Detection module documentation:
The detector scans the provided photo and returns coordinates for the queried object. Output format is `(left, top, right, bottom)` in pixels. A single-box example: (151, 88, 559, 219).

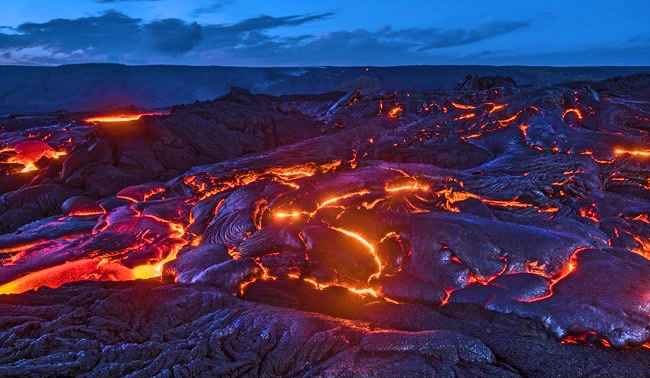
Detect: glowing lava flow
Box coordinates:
(329, 226, 382, 281)
(451, 102, 477, 110)
(523, 247, 586, 302)
(84, 112, 166, 124)
(129, 215, 188, 280)
(385, 180, 430, 193)
(184, 160, 342, 200)
(454, 113, 476, 121)
(0, 258, 133, 295)
(631, 236, 650, 260)
(561, 332, 612, 348)
(497, 112, 522, 127)
(435, 188, 533, 213)
(562, 108, 584, 121)
(273, 190, 371, 220)
(0, 140, 67, 173)
(387, 105, 404, 119)
(613, 148, 650, 159)
(488, 103, 507, 114)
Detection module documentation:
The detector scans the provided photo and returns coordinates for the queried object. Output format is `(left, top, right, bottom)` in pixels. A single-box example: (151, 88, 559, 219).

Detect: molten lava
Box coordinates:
(562, 108, 584, 121)
(84, 112, 166, 124)
(451, 102, 476, 110)
(4, 82, 650, 357)
(454, 112, 476, 121)
(614, 148, 650, 159)
(0, 140, 67, 173)
(387, 105, 404, 119)
(0, 258, 133, 295)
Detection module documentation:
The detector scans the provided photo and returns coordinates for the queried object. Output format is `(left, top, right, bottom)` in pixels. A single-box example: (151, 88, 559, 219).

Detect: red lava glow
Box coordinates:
(385, 179, 429, 193)
(488, 103, 507, 113)
(561, 332, 612, 348)
(578, 204, 600, 223)
(631, 236, 650, 260)
(0, 258, 133, 295)
(84, 112, 166, 124)
(518, 124, 529, 138)
(524, 247, 586, 302)
(613, 148, 650, 158)
(330, 226, 382, 281)
(0, 140, 67, 173)
(562, 108, 584, 121)
(497, 112, 521, 127)
(451, 102, 476, 110)
(454, 113, 476, 121)
(387, 105, 404, 119)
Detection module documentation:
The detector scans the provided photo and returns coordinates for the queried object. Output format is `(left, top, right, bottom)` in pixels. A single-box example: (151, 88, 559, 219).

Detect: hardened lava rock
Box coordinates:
(1, 74, 650, 376)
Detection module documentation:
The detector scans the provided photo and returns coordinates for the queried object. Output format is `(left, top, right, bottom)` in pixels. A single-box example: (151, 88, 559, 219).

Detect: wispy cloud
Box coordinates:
(0, 10, 533, 65)
(191, 1, 234, 17)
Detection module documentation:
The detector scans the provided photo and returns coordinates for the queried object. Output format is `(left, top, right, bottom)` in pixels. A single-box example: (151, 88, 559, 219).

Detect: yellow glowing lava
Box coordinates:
(84, 112, 166, 124)
(614, 148, 650, 158)
(0, 258, 133, 295)
(385, 180, 429, 193)
(0, 141, 67, 173)
(274, 189, 371, 220)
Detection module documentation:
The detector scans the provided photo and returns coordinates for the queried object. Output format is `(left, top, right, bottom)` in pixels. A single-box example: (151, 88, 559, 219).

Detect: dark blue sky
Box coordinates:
(1, 0, 649, 66)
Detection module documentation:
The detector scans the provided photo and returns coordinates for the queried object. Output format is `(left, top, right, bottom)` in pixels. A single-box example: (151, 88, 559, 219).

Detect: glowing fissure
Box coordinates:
(84, 112, 167, 124)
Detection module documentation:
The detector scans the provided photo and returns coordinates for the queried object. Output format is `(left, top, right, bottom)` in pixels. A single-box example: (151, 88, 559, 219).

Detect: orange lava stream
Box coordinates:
(329, 226, 382, 281)
(130, 215, 188, 280)
(387, 105, 404, 119)
(274, 189, 371, 220)
(614, 148, 650, 159)
(578, 205, 600, 223)
(562, 108, 584, 121)
(523, 247, 587, 302)
(0, 140, 67, 173)
(300, 276, 381, 298)
(497, 112, 521, 127)
(488, 103, 507, 114)
(84, 112, 166, 123)
(435, 188, 533, 213)
(518, 123, 529, 138)
(184, 160, 342, 200)
(0, 258, 134, 295)
(454, 112, 476, 121)
(631, 236, 650, 260)
(561, 332, 612, 348)
(451, 102, 476, 110)
(385, 180, 430, 193)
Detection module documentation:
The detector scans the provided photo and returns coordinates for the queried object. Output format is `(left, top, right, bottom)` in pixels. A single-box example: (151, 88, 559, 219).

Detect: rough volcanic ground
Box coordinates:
(1, 75, 650, 376)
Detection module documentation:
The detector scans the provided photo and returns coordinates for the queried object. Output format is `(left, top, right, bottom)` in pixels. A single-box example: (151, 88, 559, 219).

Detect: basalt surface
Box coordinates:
(1, 75, 650, 377)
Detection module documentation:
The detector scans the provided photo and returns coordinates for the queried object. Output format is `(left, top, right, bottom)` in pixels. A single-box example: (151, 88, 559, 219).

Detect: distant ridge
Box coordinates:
(1, 64, 650, 114)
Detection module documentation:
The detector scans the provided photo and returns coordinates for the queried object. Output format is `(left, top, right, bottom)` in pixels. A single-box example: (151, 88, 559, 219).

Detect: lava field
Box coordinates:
(1, 75, 650, 377)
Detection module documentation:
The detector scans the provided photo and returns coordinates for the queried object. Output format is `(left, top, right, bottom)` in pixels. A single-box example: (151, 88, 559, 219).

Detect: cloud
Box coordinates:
(459, 44, 650, 66)
(0, 10, 533, 66)
(191, 1, 234, 17)
(1, 11, 143, 54)
(210, 22, 531, 66)
(144, 19, 202, 54)
(415, 21, 530, 50)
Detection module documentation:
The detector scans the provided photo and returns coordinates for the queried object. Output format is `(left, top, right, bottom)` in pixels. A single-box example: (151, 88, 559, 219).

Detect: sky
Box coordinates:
(0, 0, 649, 66)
